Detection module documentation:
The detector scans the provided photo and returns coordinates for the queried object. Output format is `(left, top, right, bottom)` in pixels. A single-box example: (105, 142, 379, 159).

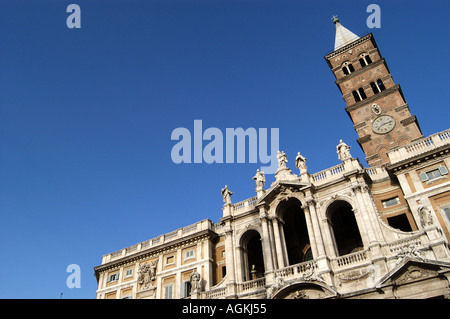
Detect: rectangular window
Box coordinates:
(382, 197, 400, 208)
(185, 249, 195, 259)
(419, 166, 449, 182)
(180, 281, 192, 299)
(166, 255, 175, 265)
(164, 284, 173, 299)
(443, 206, 450, 223)
(387, 214, 412, 232)
(107, 273, 119, 282)
(125, 269, 133, 278)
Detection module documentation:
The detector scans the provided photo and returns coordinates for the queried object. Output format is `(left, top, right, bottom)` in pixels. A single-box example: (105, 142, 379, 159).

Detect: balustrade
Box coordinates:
(241, 277, 266, 292)
(274, 260, 317, 279)
(388, 128, 450, 164)
(205, 287, 227, 299)
(334, 250, 368, 268)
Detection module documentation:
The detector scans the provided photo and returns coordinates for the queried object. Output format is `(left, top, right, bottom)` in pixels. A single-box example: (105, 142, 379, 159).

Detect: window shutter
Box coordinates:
(164, 285, 173, 299)
(444, 207, 450, 222)
(180, 283, 185, 299)
(419, 172, 429, 182)
(438, 166, 449, 175)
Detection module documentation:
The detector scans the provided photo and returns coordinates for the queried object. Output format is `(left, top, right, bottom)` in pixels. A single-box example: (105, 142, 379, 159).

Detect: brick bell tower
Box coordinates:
(324, 17, 423, 167)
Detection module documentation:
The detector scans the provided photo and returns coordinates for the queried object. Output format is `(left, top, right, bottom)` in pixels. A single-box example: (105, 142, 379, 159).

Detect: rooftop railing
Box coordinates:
(102, 219, 215, 263)
(388, 128, 450, 164)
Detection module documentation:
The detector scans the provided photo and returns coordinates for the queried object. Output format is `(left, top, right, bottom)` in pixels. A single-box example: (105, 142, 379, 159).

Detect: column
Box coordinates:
(306, 199, 326, 258)
(260, 217, 274, 273)
(258, 204, 275, 287)
(303, 205, 319, 258)
(272, 217, 286, 268)
(267, 217, 278, 269)
(352, 185, 377, 245)
(202, 240, 214, 292)
(278, 219, 289, 266)
(360, 185, 384, 243)
(224, 226, 236, 297)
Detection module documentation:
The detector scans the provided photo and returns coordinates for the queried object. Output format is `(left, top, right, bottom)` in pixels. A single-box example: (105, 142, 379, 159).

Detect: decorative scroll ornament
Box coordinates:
(395, 244, 424, 265)
(372, 103, 381, 115)
(266, 275, 285, 299)
(301, 263, 325, 284)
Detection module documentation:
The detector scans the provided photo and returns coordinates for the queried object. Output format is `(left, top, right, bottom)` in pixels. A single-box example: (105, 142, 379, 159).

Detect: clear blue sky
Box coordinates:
(0, 0, 449, 299)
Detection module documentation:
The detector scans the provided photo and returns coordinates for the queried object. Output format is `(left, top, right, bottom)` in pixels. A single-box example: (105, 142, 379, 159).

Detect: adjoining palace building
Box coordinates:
(94, 18, 450, 299)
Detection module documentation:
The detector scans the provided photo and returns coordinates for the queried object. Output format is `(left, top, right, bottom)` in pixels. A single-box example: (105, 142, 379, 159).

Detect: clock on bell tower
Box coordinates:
(324, 17, 423, 167)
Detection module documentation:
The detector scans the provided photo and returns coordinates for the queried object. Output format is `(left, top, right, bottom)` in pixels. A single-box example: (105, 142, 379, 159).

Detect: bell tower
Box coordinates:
(324, 17, 423, 167)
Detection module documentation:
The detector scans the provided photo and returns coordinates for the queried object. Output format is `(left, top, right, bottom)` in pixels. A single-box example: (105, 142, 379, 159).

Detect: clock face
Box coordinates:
(372, 115, 395, 134)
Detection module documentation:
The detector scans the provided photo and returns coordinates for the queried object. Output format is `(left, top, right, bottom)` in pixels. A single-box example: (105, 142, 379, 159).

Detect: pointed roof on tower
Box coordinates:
(332, 16, 360, 50)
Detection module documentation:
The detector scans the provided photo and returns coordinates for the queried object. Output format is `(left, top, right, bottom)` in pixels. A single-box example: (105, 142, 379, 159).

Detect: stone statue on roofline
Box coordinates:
(295, 152, 307, 174)
(252, 169, 265, 189)
(277, 150, 288, 169)
(221, 185, 233, 205)
(336, 139, 352, 161)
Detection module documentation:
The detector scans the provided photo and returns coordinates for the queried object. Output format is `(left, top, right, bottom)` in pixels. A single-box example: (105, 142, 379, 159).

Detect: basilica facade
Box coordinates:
(94, 19, 450, 299)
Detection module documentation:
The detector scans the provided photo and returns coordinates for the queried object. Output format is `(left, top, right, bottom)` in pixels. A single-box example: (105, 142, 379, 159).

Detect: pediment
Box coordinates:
(255, 180, 309, 207)
(376, 258, 450, 288)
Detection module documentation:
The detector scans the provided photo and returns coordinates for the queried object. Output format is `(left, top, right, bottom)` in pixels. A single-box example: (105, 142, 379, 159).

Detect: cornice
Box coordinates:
(386, 144, 450, 173)
(400, 115, 417, 126)
(357, 134, 372, 145)
(324, 33, 373, 59)
(94, 229, 217, 275)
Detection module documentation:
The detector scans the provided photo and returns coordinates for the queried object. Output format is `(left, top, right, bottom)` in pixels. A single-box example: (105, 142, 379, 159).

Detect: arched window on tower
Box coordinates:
(359, 53, 372, 67)
(327, 200, 363, 256)
(358, 88, 367, 100)
(352, 90, 361, 102)
(352, 88, 367, 103)
(370, 79, 386, 94)
(377, 79, 386, 91)
(341, 61, 355, 75)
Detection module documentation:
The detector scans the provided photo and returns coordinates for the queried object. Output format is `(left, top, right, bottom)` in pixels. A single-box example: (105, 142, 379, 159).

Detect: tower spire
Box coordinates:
(332, 16, 360, 50)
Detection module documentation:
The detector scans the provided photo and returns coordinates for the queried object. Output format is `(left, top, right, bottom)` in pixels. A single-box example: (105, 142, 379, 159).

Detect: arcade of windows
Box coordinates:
(340, 53, 387, 104)
(341, 53, 372, 75)
(352, 79, 386, 103)
(238, 198, 366, 283)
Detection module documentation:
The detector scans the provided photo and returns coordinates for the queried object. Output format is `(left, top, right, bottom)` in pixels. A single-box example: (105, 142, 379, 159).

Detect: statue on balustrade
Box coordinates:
(295, 152, 307, 174)
(221, 185, 233, 205)
(252, 169, 265, 189)
(277, 151, 288, 168)
(336, 139, 352, 161)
